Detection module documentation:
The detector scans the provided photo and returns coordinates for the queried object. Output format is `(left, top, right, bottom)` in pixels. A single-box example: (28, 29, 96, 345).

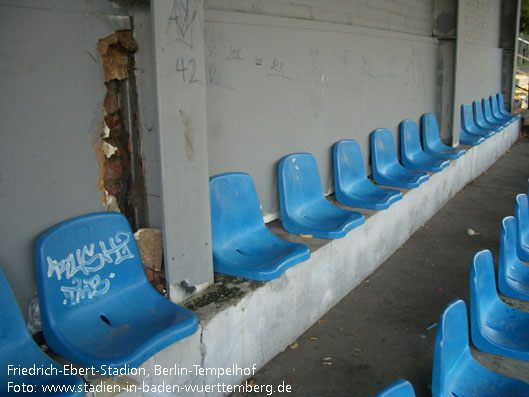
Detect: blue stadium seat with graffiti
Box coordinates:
(0, 267, 84, 395)
(34, 212, 198, 371)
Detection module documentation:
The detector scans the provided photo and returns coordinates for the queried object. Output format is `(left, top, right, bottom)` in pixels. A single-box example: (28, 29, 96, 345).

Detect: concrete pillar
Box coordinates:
(151, 0, 213, 302)
(500, 0, 521, 111)
(433, 0, 457, 142)
(451, 0, 465, 146)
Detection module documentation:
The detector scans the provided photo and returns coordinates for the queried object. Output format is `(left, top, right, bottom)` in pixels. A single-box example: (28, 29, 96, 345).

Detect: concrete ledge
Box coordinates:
(122, 122, 519, 396)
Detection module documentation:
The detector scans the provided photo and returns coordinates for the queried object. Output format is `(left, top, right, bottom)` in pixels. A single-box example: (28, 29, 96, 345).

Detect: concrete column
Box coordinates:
(433, 0, 457, 142)
(151, 0, 213, 302)
(500, 0, 521, 111)
(451, 0, 465, 146)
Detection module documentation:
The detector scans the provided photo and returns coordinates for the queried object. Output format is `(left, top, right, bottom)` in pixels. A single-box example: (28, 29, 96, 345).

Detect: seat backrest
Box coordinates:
(400, 120, 423, 158)
(461, 104, 476, 131)
(500, 216, 519, 274)
(371, 128, 400, 171)
(35, 213, 145, 323)
(490, 95, 501, 118)
(432, 300, 471, 396)
(421, 113, 441, 147)
(471, 250, 500, 325)
(482, 96, 496, 122)
(210, 173, 267, 248)
(376, 379, 415, 397)
(0, 268, 33, 350)
(333, 140, 368, 191)
(516, 193, 529, 243)
(498, 92, 508, 113)
(278, 153, 326, 215)
(472, 100, 488, 126)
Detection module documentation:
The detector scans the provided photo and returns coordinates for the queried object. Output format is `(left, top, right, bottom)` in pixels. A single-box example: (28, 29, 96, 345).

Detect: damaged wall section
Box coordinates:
(97, 30, 146, 231)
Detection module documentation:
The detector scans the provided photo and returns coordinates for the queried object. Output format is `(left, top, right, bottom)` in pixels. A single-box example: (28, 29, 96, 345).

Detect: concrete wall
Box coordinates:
(0, 0, 130, 317)
(205, 0, 434, 36)
(453, 0, 503, 133)
(204, 10, 438, 219)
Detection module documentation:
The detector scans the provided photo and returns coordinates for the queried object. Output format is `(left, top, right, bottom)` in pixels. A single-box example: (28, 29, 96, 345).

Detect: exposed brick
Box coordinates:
(144, 266, 155, 282)
(105, 115, 120, 129)
(103, 160, 123, 182)
(103, 92, 118, 115)
(108, 126, 123, 140)
(104, 181, 120, 197)
(105, 79, 119, 93)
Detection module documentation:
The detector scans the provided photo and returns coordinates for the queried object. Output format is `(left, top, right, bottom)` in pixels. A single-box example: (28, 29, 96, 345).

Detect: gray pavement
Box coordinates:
(233, 135, 529, 396)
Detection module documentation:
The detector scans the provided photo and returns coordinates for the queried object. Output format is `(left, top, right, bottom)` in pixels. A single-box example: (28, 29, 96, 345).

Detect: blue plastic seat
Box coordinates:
(459, 125, 485, 145)
(370, 128, 429, 188)
(461, 104, 495, 138)
(278, 153, 365, 239)
(515, 193, 529, 261)
(470, 249, 529, 361)
(498, 216, 529, 301)
(483, 97, 509, 129)
(0, 268, 84, 396)
(421, 114, 465, 159)
(400, 120, 450, 172)
(497, 93, 520, 121)
(473, 100, 502, 132)
(432, 299, 529, 397)
(376, 379, 415, 397)
(35, 212, 199, 370)
(490, 95, 515, 125)
(210, 173, 310, 281)
(333, 140, 402, 210)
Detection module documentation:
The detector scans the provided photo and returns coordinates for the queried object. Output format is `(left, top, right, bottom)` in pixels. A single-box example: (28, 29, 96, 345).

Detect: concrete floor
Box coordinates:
(232, 135, 529, 397)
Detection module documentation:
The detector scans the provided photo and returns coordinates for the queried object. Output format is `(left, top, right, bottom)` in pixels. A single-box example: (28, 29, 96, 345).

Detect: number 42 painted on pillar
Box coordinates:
(176, 56, 200, 84)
